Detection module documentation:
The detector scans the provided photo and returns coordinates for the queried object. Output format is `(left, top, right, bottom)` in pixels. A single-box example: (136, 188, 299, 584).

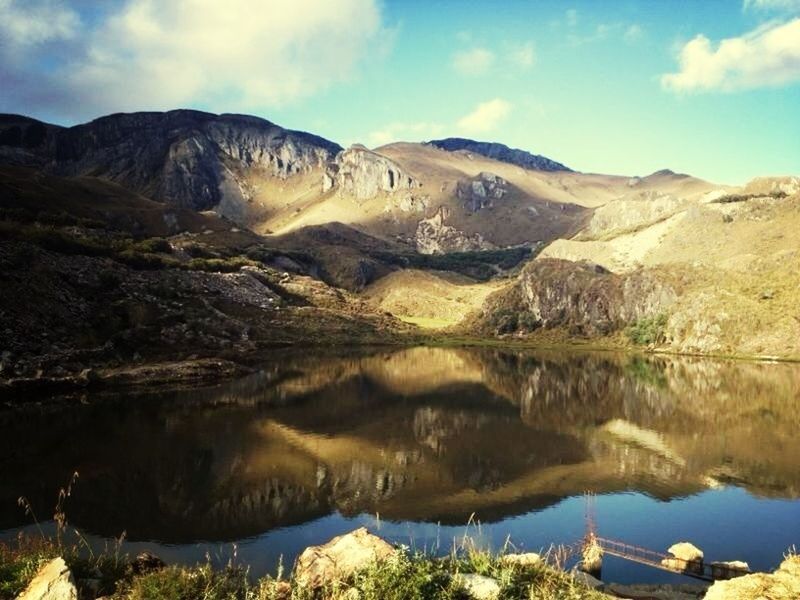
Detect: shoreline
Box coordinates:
(3, 334, 799, 403)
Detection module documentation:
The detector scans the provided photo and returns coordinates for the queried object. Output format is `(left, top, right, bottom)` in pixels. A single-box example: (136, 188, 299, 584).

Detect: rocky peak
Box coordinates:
(458, 171, 507, 212)
(427, 137, 572, 172)
(330, 145, 420, 201)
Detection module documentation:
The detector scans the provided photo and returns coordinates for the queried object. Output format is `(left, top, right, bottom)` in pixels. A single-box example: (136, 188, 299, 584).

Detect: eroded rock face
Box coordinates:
(17, 557, 77, 600)
(0, 110, 342, 218)
(458, 172, 507, 212)
(332, 145, 420, 201)
(514, 259, 676, 336)
(578, 192, 687, 240)
(415, 207, 495, 254)
(293, 527, 395, 589)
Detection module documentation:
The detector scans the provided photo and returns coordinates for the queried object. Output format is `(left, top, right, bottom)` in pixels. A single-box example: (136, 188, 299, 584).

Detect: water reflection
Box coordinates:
(1, 347, 799, 546)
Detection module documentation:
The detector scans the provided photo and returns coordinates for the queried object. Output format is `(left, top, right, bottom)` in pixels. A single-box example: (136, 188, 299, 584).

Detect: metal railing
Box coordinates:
(594, 537, 751, 582)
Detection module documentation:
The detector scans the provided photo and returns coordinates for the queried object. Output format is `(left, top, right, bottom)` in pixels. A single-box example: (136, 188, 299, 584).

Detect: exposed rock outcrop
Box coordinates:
(0, 110, 342, 218)
(332, 145, 420, 202)
(415, 207, 495, 254)
(458, 172, 507, 212)
(427, 137, 572, 172)
(508, 259, 676, 336)
(293, 527, 395, 589)
(17, 557, 77, 600)
(577, 192, 688, 240)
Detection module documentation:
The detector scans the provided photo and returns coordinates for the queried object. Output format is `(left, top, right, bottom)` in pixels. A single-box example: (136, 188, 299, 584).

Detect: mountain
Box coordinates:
(2, 107, 799, 387)
(426, 137, 572, 172)
(0, 110, 342, 222)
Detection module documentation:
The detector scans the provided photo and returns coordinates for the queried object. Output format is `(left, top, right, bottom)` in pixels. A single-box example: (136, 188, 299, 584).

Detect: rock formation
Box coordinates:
(0, 110, 342, 218)
(331, 144, 420, 202)
(415, 207, 495, 254)
(427, 137, 572, 172)
(510, 259, 676, 336)
(458, 172, 507, 212)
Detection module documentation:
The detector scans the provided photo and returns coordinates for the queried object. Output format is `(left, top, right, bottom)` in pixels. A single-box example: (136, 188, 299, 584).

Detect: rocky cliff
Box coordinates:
(0, 110, 342, 218)
(427, 137, 572, 172)
(328, 144, 420, 201)
(480, 259, 676, 336)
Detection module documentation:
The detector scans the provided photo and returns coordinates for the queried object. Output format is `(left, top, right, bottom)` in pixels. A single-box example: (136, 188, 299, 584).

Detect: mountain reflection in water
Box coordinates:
(1, 347, 799, 581)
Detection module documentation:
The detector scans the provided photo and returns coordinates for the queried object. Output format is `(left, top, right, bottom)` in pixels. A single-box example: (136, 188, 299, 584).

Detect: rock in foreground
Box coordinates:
(17, 557, 77, 600)
(705, 555, 800, 600)
(293, 527, 395, 589)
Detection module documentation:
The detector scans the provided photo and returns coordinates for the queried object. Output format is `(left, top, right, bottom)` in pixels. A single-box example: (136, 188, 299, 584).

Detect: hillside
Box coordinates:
(1, 108, 799, 370)
(476, 177, 800, 358)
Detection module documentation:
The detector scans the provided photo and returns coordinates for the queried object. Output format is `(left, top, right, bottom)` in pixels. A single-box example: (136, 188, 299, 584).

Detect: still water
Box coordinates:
(1, 347, 799, 584)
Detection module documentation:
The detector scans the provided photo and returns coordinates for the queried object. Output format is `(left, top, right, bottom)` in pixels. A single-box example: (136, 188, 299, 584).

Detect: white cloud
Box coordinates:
(661, 18, 800, 92)
(743, 0, 800, 11)
(624, 24, 643, 43)
(0, 0, 384, 118)
(508, 41, 536, 69)
(457, 98, 512, 135)
(452, 47, 495, 76)
(367, 121, 444, 147)
(0, 0, 79, 46)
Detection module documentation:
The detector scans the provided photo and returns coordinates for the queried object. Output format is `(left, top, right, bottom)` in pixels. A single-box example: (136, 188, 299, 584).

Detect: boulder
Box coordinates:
(571, 569, 603, 589)
(17, 557, 77, 600)
(129, 551, 165, 575)
(705, 555, 800, 600)
(498, 552, 542, 569)
(709, 560, 750, 579)
(453, 573, 501, 600)
(293, 527, 395, 589)
(661, 542, 703, 574)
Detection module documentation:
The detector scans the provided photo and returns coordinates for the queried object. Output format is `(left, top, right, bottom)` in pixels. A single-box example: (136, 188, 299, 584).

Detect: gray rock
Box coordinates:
(498, 552, 542, 568)
(332, 145, 420, 201)
(0, 110, 341, 221)
(415, 207, 495, 254)
(571, 569, 603, 589)
(293, 527, 395, 589)
(453, 573, 501, 600)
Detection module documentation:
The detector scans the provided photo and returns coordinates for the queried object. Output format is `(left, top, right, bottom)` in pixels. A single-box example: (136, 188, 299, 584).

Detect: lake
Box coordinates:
(1, 346, 799, 584)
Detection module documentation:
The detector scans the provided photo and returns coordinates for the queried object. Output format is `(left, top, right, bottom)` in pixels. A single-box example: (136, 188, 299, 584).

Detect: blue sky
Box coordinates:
(1, 0, 799, 183)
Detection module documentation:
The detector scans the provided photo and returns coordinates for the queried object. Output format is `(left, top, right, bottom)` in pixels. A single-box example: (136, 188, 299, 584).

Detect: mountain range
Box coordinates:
(1, 109, 799, 389)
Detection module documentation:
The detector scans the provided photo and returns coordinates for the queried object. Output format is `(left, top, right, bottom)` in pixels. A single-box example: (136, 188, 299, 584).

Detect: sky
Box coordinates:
(1, 0, 799, 184)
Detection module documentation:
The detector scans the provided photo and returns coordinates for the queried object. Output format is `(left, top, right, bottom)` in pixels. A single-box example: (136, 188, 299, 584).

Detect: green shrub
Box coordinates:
(116, 250, 179, 270)
(25, 228, 113, 257)
(186, 257, 256, 273)
(183, 243, 217, 259)
(134, 238, 172, 254)
(625, 313, 668, 345)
